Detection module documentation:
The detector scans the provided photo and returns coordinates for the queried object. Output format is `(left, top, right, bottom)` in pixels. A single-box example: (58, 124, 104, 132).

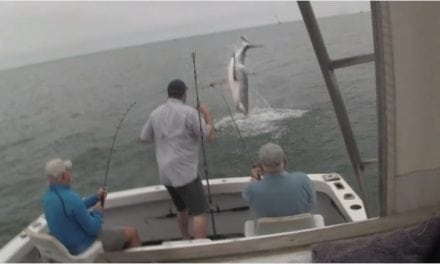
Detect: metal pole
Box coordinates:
(298, 1, 370, 216)
(191, 52, 218, 237)
(331, 53, 374, 69)
(371, 1, 391, 217)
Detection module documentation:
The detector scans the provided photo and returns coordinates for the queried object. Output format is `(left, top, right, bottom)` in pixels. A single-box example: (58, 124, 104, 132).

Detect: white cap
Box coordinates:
(45, 158, 72, 179)
(258, 143, 285, 171)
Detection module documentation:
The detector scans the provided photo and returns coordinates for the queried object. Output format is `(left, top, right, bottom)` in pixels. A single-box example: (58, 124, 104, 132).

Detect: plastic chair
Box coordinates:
(25, 228, 103, 263)
(244, 213, 325, 237)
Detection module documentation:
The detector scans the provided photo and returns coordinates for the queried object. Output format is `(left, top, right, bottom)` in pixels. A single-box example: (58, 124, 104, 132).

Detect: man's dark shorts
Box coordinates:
(165, 177, 208, 216)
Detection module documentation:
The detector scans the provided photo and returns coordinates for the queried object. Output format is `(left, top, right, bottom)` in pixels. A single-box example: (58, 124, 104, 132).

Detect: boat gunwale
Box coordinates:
(100, 205, 440, 262)
(105, 173, 366, 221)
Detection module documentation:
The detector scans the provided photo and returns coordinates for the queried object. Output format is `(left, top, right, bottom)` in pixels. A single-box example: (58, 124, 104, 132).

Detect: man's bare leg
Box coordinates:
(192, 213, 208, 239)
(123, 227, 142, 248)
(177, 210, 191, 240)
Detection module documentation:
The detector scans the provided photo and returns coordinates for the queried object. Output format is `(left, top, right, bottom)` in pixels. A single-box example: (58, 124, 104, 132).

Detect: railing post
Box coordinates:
(297, 1, 370, 216)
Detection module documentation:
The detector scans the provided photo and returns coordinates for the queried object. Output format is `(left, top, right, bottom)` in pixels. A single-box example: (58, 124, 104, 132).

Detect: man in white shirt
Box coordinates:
(140, 79, 215, 239)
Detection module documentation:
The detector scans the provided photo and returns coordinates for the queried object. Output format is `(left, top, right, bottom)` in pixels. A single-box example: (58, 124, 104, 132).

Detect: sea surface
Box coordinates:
(0, 12, 376, 247)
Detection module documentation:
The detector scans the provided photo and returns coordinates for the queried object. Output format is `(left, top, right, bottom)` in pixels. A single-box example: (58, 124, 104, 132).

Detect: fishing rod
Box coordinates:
(191, 52, 217, 237)
(101, 101, 136, 207)
(155, 205, 249, 220)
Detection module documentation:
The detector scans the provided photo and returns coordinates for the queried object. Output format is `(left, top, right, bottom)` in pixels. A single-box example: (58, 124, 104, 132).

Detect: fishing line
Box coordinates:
(218, 90, 253, 166)
(101, 101, 136, 207)
(208, 80, 253, 167)
(191, 52, 217, 237)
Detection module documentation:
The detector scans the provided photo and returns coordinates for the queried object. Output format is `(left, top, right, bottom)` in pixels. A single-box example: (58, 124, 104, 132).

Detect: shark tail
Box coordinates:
(238, 102, 248, 115)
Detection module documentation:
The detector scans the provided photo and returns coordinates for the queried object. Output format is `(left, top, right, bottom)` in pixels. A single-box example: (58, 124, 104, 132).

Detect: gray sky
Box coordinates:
(0, 1, 370, 70)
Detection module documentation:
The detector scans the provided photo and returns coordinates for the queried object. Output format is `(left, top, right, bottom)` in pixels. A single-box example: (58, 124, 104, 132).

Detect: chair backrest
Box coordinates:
(25, 228, 73, 262)
(256, 213, 323, 235)
(25, 228, 103, 263)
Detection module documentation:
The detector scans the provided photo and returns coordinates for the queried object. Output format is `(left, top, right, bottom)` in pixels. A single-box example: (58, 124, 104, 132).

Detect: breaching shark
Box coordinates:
(228, 36, 262, 115)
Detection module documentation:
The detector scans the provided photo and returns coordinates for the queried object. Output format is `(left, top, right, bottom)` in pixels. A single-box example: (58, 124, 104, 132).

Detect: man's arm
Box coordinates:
(242, 184, 251, 202)
(197, 104, 216, 141)
(250, 164, 262, 181)
(83, 194, 99, 209)
(305, 177, 317, 210)
(72, 195, 103, 236)
(83, 187, 107, 208)
(140, 118, 154, 143)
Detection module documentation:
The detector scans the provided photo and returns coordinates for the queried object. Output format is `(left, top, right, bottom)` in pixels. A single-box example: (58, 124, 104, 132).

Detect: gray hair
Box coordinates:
(258, 143, 285, 174)
(45, 158, 72, 181)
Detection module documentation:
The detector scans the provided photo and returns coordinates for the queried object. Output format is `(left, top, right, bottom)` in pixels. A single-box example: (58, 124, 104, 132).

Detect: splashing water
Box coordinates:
(215, 107, 308, 138)
(251, 88, 272, 110)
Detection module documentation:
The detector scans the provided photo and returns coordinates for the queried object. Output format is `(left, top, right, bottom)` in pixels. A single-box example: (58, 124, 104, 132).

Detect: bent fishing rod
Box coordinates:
(192, 52, 217, 237)
(101, 101, 136, 207)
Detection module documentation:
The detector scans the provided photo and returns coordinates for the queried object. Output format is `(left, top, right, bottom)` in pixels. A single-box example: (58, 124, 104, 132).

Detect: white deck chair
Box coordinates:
(244, 213, 325, 237)
(25, 228, 103, 263)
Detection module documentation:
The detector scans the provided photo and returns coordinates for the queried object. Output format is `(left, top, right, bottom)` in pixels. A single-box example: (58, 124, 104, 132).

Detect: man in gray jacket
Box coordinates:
(140, 79, 215, 239)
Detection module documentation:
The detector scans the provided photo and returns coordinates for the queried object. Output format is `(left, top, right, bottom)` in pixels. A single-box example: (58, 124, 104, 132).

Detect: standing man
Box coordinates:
(140, 79, 215, 239)
(243, 142, 316, 219)
(43, 158, 141, 255)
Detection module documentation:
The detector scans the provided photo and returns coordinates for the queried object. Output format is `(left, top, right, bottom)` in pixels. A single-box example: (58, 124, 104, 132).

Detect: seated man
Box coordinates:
(242, 143, 316, 218)
(43, 158, 141, 255)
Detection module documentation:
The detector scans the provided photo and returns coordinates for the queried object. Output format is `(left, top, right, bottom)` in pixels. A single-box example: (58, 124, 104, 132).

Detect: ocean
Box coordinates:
(0, 12, 376, 247)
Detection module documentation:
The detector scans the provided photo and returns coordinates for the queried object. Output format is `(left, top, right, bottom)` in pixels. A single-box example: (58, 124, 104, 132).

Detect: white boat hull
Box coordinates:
(0, 174, 366, 262)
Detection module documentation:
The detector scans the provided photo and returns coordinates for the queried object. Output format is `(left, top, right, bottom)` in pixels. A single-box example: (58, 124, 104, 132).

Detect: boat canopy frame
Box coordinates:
(297, 1, 375, 216)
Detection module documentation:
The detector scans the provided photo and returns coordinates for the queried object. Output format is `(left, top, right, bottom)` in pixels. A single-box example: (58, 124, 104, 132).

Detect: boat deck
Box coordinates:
(105, 192, 346, 244)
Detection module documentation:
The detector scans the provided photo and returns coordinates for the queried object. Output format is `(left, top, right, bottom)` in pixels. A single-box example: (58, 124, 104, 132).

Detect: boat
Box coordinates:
(1, 1, 440, 262)
(0, 174, 365, 262)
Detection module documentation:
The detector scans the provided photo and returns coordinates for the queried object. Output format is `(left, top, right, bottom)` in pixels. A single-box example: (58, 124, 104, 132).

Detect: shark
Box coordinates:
(227, 36, 262, 115)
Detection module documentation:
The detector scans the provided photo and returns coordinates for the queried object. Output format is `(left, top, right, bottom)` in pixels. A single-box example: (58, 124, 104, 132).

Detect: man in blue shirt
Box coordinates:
(43, 158, 141, 255)
(243, 143, 316, 218)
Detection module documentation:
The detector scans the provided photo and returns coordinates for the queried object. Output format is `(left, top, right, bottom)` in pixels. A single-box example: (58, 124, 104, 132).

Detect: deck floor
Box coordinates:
(103, 192, 346, 244)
